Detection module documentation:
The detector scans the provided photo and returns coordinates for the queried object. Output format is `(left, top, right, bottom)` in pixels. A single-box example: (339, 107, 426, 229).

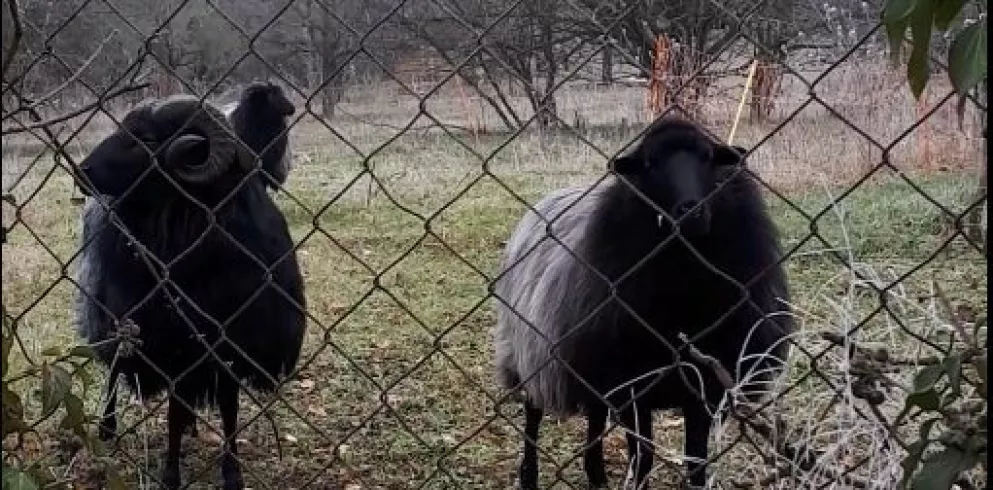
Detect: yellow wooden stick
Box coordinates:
(728, 59, 759, 145)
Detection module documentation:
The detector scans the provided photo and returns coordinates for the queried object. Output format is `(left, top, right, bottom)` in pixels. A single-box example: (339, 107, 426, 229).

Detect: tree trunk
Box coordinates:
(537, 9, 558, 130)
(964, 81, 988, 253)
(601, 45, 613, 85)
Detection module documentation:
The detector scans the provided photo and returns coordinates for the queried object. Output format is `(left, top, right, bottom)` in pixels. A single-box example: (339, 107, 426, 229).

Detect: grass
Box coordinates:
(1, 61, 987, 489)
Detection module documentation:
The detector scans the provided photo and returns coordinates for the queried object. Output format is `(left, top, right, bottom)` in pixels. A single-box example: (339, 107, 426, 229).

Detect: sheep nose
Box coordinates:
(674, 200, 701, 219)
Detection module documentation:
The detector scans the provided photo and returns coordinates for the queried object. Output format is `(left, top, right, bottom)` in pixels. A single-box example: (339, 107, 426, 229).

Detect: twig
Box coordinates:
(1, 82, 150, 135)
(931, 279, 977, 349)
(1, 0, 22, 79)
(5, 84, 81, 183)
(678, 332, 735, 389)
(680, 335, 871, 489)
(820, 331, 981, 366)
(4, 30, 119, 120)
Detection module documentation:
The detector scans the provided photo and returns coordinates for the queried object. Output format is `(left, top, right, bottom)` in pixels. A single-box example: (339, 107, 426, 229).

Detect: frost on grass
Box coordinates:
(706, 259, 986, 489)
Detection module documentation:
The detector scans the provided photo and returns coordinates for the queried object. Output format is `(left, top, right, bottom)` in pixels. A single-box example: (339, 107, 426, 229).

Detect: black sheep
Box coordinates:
(74, 95, 306, 490)
(223, 81, 296, 190)
(492, 116, 793, 488)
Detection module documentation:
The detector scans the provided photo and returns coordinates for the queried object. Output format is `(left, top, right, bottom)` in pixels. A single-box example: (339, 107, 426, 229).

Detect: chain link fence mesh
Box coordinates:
(2, 0, 987, 488)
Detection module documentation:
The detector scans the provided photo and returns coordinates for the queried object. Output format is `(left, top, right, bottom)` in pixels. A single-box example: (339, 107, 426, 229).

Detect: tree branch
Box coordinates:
(2, 30, 119, 122)
(679, 333, 869, 489)
(1, 0, 23, 79)
(2, 82, 151, 136)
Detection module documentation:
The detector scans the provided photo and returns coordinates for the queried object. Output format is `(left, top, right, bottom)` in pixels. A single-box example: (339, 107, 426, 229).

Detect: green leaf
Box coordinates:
(907, 6, 934, 98)
(40, 346, 62, 357)
(901, 417, 940, 487)
(910, 444, 980, 490)
(974, 354, 987, 397)
(1, 385, 27, 437)
(106, 467, 128, 490)
(901, 441, 928, 487)
(942, 353, 962, 397)
(933, 0, 967, 30)
(884, 0, 920, 24)
(948, 20, 988, 96)
(885, 17, 911, 63)
(59, 393, 87, 439)
(913, 364, 944, 392)
(1, 332, 11, 377)
(40, 363, 72, 417)
(69, 344, 96, 360)
(73, 363, 95, 393)
(1, 466, 40, 490)
(906, 388, 941, 411)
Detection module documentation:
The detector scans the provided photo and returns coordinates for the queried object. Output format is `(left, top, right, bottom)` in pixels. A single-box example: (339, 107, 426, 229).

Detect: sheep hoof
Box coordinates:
(518, 466, 538, 490)
(97, 417, 116, 441)
(221, 462, 244, 490)
(222, 477, 245, 490)
(585, 465, 607, 488)
(160, 466, 180, 490)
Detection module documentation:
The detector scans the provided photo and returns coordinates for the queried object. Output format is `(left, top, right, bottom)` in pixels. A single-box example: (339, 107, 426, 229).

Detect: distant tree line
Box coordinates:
(3, 0, 968, 129)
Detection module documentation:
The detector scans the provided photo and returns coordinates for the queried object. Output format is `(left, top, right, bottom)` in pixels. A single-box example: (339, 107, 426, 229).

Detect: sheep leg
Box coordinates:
(619, 405, 653, 489)
(162, 394, 194, 490)
(97, 365, 120, 441)
(519, 400, 543, 490)
(218, 382, 244, 490)
(683, 407, 710, 489)
(583, 405, 608, 488)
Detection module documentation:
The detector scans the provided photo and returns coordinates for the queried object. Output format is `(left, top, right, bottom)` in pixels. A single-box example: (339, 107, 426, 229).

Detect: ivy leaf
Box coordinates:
(40, 346, 62, 357)
(907, 363, 944, 413)
(901, 418, 938, 488)
(1, 385, 27, 437)
(59, 393, 87, 439)
(974, 354, 987, 398)
(885, 17, 911, 63)
(907, 5, 934, 98)
(1, 466, 40, 490)
(40, 363, 72, 417)
(948, 20, 988, 97)
(906, 388, 941, 411)
(910, 444, 979, 490)
(913, 364, 944, 392)
(942, 353, 962, 397)
(884, 0, 920, 24)
(1, 332, 11, 376)
(69, 344, 96, 360)
(933, 0, 967, 30)
(901, 440, 929, 487)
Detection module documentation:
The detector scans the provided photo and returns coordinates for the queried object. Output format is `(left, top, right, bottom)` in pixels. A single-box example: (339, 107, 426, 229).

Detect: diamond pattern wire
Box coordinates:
(1, 0, 987, 488)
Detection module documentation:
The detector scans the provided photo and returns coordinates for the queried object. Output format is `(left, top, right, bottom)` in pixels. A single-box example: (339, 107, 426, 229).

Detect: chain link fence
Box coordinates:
(2, 0, 987, 488)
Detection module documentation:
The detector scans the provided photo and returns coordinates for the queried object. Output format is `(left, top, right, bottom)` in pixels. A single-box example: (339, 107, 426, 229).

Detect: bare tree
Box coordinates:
(293, 0, 358, 117)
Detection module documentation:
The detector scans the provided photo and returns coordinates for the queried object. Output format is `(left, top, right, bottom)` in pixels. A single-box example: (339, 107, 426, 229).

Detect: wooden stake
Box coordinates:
(728, 59, 759, 145)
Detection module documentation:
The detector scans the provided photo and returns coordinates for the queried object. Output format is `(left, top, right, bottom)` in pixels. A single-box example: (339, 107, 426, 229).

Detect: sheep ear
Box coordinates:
(714, 144, 748, 166)
(610, 154, 641, 175)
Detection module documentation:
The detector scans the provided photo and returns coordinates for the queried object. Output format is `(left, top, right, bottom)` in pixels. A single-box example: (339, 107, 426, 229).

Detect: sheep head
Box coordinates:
(611, 116, 748, 236)
(240, 81, 295, 118)
(76, 95, 245, 199)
